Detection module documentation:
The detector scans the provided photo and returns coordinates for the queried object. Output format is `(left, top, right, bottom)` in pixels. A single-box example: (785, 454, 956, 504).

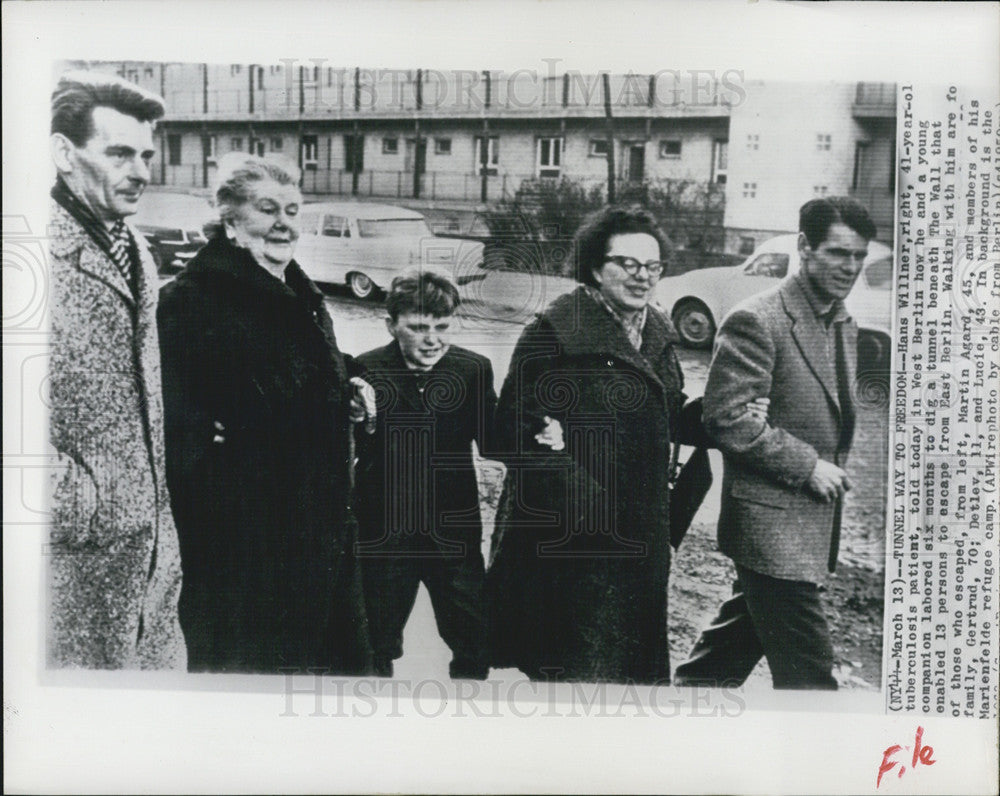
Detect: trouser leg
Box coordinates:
(423, 541, 488, 680)
(360, 554, 421, 677)
(673, 576, 765, 687)
(736, 564, 838, 690)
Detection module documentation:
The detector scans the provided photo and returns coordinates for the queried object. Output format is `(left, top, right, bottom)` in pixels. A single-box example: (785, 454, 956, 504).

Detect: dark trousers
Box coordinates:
(360, 535, 487, 680)
(673, 564, 838, 690)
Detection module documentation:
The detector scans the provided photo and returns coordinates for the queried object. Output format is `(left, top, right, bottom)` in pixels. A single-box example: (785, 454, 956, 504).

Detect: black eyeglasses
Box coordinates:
(604, 255, 666, 278)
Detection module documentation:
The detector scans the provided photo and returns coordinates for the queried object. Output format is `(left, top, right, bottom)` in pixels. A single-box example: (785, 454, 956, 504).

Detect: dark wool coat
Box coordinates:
(704, 274, 858, 584)
(48, 199, 186, 670)
(157, 235, 372, 674)
(353, 342, 498, 555)
(486, 287, 704, 684)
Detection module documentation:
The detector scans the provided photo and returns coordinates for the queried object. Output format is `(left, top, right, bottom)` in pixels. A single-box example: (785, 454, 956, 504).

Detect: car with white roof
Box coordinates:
(294, 201, 486, 299)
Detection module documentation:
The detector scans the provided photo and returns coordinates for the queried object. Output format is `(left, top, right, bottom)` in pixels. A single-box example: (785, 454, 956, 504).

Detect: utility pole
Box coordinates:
(602, 73, 616, 204)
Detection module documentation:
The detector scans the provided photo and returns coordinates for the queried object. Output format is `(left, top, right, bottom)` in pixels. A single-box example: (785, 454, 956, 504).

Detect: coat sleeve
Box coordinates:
(156, 282, 218, 525)
(474, 357, 500, 461)
(703, 307, 818, 488)
(493, 318, 564, 465)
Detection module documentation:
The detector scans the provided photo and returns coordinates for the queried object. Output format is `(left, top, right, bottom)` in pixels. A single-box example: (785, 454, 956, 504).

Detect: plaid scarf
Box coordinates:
(583, 285, 648, 351)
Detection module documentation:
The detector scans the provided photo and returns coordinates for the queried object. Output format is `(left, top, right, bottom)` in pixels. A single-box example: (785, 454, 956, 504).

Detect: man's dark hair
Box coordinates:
(572, 204, 671, 287)
(799, 196, 877, 248)
(51, 70, 166, 147)
(386, 268, 460, 321)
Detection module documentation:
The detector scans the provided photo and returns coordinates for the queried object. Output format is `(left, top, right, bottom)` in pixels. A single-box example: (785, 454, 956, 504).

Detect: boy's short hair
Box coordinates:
(386, 268, 460, 320)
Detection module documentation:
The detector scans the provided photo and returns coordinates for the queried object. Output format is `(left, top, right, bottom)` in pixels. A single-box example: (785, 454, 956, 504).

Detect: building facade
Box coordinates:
(68, 61, 895, 250)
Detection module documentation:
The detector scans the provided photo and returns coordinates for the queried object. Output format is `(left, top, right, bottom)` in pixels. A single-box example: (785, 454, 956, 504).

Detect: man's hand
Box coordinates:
(806, 458, 852, 502)
(349, 377, 377, 433)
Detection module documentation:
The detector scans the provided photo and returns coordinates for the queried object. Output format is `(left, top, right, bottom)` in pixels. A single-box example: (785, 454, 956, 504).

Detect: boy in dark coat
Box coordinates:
(354, 269, 497, 679)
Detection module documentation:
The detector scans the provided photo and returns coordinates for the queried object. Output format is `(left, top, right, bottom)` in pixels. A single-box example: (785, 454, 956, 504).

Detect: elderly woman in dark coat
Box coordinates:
(486, 205, 713, 685)
(157, 153, 373, 674)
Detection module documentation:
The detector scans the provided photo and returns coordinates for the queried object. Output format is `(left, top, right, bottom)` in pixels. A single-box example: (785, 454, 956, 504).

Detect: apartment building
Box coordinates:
(68, 61, 895, 250)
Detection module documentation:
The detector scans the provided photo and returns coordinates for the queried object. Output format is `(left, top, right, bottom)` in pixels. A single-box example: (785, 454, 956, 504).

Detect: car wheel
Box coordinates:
(347, 272, 376, 300)
(672, 299, 716, 349)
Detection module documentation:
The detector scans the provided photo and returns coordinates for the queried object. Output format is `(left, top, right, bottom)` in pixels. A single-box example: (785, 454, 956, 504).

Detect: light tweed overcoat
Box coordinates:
(703, 274, 858, 585)
(47, 199, 186, 669)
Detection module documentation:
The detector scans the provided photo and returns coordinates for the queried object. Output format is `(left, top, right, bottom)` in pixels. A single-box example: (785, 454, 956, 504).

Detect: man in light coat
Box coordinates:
(47, 70, 185, 669)
(674, 197, 876, 690)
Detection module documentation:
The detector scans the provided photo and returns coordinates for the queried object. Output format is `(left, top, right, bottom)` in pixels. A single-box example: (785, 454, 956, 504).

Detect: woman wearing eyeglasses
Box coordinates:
(486, 204, 711, 684)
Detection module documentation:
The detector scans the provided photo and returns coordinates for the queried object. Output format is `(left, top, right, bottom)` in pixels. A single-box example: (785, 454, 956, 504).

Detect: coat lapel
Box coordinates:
(545, 288, 669, 393)
(50, 202, 136, 309)
(782, 278, 841, 416)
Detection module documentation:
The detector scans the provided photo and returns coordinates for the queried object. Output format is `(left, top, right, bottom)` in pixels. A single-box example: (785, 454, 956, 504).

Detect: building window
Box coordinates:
(126, 69, 139, 83)
(738, 236, 756, 255)
(434, 138, 452, 155)
(230, 64, 242, 76)
(813, 185, 828, 196)
(230, 137, 243, 151)
(313, 66, 320, 83)
(344, 135, 364, 172)
(144, 67, 154, 79)
(204, 135, 217, 162)
(589, 139, 609, 157)
(270, 137, 283, 151)
(270, 65, 282, 75)
(382, 137, 399, 155)
(251, 139, 265, 157)
(257, 67, 264, 90)
(712, 139, 728, 184)
(537, 136, 562, 178)
(167, 134, 182, 166)
(817, 133, 832, 151)
(746, 134, 759, 150)
(301, 135, 319, 170)
(659, 139, 682, 159)
(742, 181, 757, 199)
(475, 135, 499, 175)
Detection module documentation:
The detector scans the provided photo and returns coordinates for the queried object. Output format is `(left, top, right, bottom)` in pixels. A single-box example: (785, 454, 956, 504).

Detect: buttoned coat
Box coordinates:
(486, 287, 703, 684)
(353, 342, 497, 555)
(47, 199, 186, 670)
(703, 274, 858, 584)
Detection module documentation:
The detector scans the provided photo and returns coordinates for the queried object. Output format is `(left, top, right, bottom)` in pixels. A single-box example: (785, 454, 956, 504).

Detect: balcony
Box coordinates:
(853, 83, 896, 119)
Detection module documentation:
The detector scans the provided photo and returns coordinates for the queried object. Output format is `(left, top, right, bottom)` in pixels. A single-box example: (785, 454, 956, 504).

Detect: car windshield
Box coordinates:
(357, 218, 431, 238)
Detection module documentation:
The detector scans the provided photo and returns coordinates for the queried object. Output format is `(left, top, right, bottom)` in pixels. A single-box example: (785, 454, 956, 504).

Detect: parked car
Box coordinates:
(132, 192, 213, 276)
(653, 234, 893, 371)
(294, 202, 486, 299)
(135, 223, 209, 275)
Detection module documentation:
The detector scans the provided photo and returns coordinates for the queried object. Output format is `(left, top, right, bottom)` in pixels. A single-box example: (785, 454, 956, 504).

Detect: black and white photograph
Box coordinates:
(4, 1, 998, 793)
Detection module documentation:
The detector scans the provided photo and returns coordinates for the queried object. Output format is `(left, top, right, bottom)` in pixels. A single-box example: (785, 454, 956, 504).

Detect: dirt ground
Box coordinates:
(326, 289, 888, 690)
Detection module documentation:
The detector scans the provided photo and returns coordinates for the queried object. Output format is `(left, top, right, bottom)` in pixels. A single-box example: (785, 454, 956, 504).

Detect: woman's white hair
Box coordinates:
(205, 152, 301, 237)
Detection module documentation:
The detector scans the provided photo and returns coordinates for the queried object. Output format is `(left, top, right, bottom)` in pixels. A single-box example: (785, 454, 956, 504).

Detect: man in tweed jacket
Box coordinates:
(674, 197, 876, 690)
(47, 71, 185, 669)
